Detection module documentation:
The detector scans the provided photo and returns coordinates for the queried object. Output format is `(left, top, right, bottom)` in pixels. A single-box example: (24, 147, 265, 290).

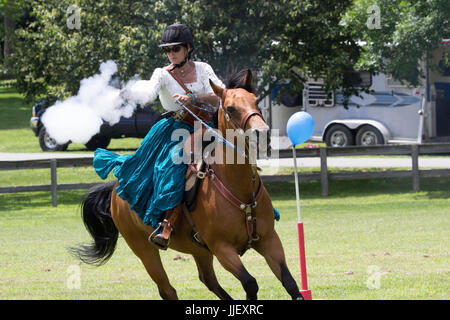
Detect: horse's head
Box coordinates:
(209, 69, 270, 159)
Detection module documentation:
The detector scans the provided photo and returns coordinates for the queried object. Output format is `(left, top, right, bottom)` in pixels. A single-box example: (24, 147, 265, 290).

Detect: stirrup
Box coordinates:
(149, 221, 172, 250)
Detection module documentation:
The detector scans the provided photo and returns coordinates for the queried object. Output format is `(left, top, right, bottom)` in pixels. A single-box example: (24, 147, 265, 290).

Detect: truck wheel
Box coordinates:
(325, 124, 354, 147)
(85, 135, 111, 151)
(356, 125, 384, 146)
(38, 128, 69, 151)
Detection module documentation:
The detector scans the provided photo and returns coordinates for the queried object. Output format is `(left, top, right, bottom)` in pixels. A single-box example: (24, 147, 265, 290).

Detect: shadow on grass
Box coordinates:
(0, 190, 86, 211)
(0, 87, 32, 130)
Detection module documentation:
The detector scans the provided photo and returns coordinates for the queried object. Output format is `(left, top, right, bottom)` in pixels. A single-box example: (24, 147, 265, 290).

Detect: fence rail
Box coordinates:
(272, 143, 450, 196)
(1, 143, 449, 206)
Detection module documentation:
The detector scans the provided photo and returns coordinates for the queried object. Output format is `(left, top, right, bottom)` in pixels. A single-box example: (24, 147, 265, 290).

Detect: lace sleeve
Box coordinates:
(127, 68, 164, 105)
(201, 62, 225, 93)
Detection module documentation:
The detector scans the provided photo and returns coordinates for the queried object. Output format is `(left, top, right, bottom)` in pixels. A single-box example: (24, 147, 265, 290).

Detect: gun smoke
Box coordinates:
(41, 60, 143, 145)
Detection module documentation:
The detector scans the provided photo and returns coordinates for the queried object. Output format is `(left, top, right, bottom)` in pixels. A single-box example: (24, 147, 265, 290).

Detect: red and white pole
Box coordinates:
(292, 146, 312, 300)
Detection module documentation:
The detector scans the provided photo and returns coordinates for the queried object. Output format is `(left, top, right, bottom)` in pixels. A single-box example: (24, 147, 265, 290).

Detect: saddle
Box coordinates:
(183, 126, 209, 211)
(180, 126, 214, 249)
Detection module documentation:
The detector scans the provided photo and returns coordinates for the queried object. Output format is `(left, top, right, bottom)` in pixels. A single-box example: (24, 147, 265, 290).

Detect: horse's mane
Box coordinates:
(212, 68, 256, 128)
(223, 68, 257, 94)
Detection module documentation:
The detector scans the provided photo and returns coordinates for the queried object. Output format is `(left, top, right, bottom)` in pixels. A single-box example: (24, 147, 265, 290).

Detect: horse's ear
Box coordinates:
(243, 69, 253, 89)
(209, 79, 223, 98)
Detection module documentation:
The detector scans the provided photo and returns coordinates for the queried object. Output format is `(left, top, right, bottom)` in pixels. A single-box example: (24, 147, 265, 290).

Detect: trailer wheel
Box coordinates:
(356, 125, 384, 146)
(325, 124, 354, 147)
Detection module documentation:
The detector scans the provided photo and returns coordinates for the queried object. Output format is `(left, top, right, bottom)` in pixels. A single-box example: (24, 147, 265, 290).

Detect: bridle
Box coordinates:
(219, 88, 265, 132)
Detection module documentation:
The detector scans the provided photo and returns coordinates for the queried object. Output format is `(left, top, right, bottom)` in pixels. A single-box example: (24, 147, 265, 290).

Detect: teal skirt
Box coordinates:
(93, 117, 193, 228)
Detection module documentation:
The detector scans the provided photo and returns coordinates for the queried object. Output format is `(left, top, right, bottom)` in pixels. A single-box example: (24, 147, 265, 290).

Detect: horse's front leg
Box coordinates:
(193, 254, 233, 300)
(254, 231, 303, 300)
(214, 243, 259, 300)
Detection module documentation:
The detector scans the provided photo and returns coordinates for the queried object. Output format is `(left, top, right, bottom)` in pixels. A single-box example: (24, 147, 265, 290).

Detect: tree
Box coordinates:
(11, 0, 163, 101)
(11, 0, 361, 103)
(257, 0, 361, 100)
(342, 0, 450, 86)
(0, 0, 29, 69)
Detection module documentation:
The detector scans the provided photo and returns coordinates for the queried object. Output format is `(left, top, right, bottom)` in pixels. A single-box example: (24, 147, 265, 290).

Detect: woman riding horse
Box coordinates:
(74, 24, 304, 300)
(93, 24, 225, 249)
(72, 68, 304, 300)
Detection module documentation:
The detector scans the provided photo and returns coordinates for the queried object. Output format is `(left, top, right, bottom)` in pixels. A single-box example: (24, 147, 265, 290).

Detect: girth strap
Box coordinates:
(181, 202, 209, 250)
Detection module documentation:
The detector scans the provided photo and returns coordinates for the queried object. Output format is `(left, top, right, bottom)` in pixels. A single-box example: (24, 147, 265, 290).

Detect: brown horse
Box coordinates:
(71, 69, 303, 300)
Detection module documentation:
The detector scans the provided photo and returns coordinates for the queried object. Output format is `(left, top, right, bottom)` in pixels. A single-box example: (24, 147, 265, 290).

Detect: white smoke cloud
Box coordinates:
(41, 60, 139, 145)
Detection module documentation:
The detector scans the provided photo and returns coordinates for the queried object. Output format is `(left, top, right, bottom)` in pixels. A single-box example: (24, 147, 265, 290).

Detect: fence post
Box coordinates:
(320, 148, 329, 196)
(411, 144, 420, 192)
(50, 159, 57, 207)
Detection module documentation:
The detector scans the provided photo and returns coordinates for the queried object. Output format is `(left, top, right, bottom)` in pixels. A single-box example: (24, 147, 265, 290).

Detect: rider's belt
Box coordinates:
(173, 108, 194, 127)
(173, 106, 212, 128)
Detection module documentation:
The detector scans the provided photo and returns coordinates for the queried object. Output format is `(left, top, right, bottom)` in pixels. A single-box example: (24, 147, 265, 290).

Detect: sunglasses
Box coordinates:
(162, 45, 183, 54)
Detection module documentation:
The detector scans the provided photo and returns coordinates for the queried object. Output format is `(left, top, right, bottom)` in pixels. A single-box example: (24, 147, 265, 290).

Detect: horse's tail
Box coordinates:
(69, 181, 118, 266)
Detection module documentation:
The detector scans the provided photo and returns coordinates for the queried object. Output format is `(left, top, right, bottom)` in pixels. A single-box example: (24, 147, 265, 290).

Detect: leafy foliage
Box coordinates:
(10, 0, 361, 103)
(8, 0, 450, 104)
(342, 0, 450, 86)
(11, 0, 175, 101)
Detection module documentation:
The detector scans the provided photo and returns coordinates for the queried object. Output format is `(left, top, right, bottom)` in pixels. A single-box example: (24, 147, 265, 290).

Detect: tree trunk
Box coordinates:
(3, 13, 16, 66)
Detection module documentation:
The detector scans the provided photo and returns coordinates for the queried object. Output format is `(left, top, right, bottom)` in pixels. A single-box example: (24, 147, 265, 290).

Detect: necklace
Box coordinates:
(179, 63, 191, 77)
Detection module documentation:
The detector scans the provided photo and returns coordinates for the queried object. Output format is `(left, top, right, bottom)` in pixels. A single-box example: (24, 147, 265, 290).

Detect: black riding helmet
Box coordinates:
(159, 24, 194, 69)
(159, 24, 194, 49)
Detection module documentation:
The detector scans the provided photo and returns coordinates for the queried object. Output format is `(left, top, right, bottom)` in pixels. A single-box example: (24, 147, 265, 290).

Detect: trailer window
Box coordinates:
(305, 82, 334, 107)
(359, 71, 372, 87)
(386, 75, 408, 88)
(346, 71, 372, 88)
(438, 59, 450, 76)
(349, 71, 372, 87)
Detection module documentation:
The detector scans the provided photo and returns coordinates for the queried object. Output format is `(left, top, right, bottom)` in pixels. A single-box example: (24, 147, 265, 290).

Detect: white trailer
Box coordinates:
(294, 43, 450, 147)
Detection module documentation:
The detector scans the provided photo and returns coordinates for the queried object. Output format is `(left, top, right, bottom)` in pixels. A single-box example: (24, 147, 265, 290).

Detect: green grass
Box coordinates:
(1, 81, 449, 300)
(0, 86, 37, 153)
(0, 178, 449, 300)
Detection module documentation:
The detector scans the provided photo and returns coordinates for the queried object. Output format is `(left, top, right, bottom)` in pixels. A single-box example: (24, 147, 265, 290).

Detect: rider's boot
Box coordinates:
(149, 203, 182, 250)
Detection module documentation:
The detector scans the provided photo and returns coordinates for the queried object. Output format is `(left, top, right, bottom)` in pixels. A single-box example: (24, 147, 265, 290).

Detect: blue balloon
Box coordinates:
(286, 111, 315, 146)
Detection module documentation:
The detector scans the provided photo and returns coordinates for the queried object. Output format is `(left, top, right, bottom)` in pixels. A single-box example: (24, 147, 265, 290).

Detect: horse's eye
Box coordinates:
(227, 106, 237, 113)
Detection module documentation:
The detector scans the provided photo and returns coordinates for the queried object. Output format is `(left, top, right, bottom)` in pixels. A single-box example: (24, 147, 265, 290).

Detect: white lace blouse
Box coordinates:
(128, 61, 225, 111)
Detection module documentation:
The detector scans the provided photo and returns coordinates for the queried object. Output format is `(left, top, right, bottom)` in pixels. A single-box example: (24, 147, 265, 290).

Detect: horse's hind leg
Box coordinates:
(193, 254, 233, 300)
(115, 229, 178, 299)
(134, 242, 178, 300)
(254, 231, 303, 300)
(111, 193, 178, 300)
(214, 244, 259, 300)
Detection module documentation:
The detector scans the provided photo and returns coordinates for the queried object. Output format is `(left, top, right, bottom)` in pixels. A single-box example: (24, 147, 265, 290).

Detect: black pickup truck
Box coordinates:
(30, 97, 162, 151)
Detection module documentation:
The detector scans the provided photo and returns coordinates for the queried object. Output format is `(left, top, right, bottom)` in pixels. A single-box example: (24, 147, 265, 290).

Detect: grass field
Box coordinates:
(0, 177, 449, 300)
(1, 83, 449, 300)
